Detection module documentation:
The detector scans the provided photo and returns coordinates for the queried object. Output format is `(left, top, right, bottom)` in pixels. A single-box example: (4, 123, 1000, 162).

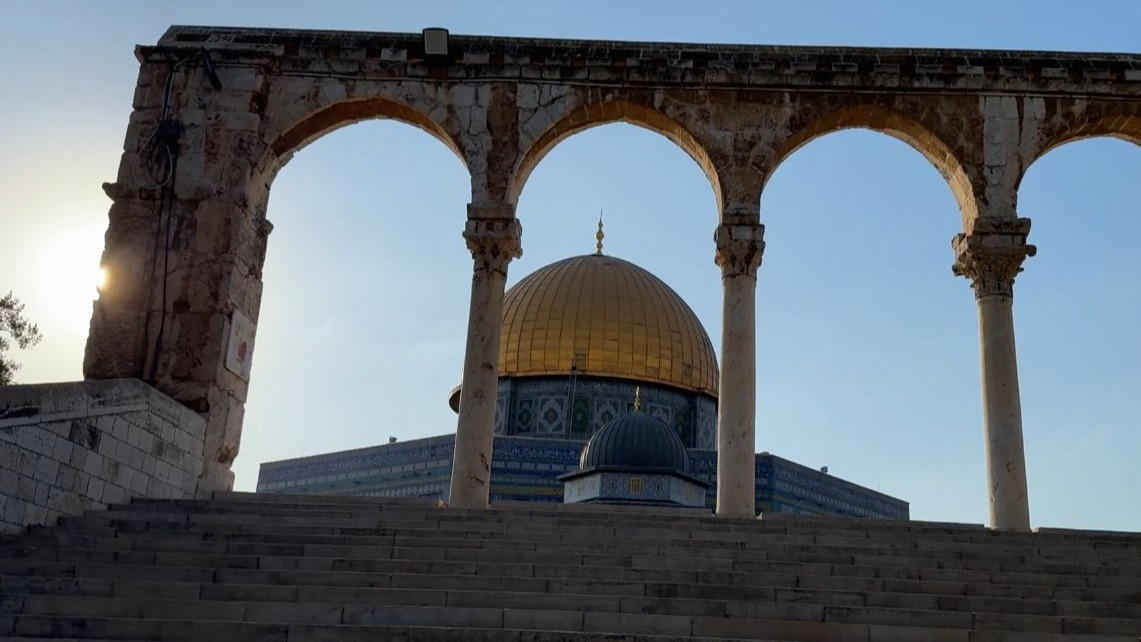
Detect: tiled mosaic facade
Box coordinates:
(258, 435, 908, 519)
(493, 376, 716, 449)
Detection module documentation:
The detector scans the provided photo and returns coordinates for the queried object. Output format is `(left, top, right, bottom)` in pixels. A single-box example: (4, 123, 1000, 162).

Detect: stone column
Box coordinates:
(448, 213, 522, 509)
(952, 217, 1036, 531)
(714, 223, 764, 518)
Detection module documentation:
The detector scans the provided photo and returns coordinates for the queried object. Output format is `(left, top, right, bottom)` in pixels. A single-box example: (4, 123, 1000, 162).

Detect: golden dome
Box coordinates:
(498, 253, 719, 397)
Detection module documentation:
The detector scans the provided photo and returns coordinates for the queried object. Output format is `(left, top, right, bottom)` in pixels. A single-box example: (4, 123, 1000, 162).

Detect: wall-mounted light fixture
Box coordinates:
(423, 27, 450, 64)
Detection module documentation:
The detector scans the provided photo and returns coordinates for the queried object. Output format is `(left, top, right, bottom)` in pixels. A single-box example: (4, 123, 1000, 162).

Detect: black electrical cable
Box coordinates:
(140, 183, 167, 380)
(140, 56, 184, 384)
(139, 50, 220, 384)
(146, 149, 178, 384)
(133, 56, 188, 191)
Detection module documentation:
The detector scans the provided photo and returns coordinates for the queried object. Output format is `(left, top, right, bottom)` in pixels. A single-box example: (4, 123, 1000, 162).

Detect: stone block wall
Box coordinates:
(0, 379, 205, 533)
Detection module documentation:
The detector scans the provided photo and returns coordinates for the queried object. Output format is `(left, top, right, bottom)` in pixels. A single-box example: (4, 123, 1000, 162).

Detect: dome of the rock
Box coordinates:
(498, 253, 718, 396)
(447, 249, 720, 451)
(578, 411, 690, 473)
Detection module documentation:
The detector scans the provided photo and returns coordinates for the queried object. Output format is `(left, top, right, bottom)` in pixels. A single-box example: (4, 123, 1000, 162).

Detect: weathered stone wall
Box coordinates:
(0, 379, 205, 533)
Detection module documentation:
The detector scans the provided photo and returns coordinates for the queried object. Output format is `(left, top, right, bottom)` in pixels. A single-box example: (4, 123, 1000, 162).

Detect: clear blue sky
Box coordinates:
(1, 1, 1138, 530)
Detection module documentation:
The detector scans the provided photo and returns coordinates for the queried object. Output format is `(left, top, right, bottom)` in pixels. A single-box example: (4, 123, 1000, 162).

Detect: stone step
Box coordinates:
(39, 508, 1001, 544)
(5, 610, 1139, 642)
(0, 591, 1062, 636)
(20, 525, 1141, 577)
(9, 555, 1136, 603)
(6, 571, 1128, 613)
(4, 563, 1139, 623)
(5, 547, 1138, 605)
(33, 520, 1140, 580)
(46, 510, 1141, 565)
(122, 498, 1141, 548)
(5, 545, 1138, 606)
(85, 504, 1141, 560)
(52, 510, 1141, 566)
(4, 494, 1138, 641)
(6, 572, 1140, 623)
(7, 535, 1138, 592)
(70, 509, 985, 546)
(6, 524, 1037, 556)
(42, 528, 1116, 579)
(213, 493, 1113, 533)
(220, 493, 1141, 544)
(11, 561, 1137, 605)
(113, 499, 1034, 542)
(0, 633, 771, 642)
(115, 503, 930, 542)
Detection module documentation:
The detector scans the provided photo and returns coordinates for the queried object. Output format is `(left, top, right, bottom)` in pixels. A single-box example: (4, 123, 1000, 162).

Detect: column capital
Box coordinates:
(714, 223, 765, 279)
(464, 217, 522, 276)
(951, 217, 1036, 299)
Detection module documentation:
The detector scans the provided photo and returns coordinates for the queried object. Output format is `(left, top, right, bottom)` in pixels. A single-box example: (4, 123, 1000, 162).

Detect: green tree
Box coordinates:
(1, 291, 43, 385)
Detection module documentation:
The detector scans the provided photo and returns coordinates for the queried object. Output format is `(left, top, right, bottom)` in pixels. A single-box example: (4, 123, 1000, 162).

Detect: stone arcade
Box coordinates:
(5, 27, 1141, 535)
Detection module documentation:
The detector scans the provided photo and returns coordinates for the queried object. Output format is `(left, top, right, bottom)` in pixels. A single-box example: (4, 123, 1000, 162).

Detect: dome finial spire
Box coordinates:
(595, 210, 605, 255)
(633, 386, 641, 412)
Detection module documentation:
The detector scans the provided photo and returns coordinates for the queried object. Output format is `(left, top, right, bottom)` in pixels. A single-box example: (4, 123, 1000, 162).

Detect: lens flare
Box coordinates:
(37, 227, 105, 336)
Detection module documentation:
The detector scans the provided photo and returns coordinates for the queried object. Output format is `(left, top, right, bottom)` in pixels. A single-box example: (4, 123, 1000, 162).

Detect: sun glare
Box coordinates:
(37, 227, 105, 336)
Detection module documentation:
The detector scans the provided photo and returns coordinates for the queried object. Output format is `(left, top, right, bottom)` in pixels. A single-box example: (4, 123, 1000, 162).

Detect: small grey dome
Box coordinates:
(579, 411, 688, 473)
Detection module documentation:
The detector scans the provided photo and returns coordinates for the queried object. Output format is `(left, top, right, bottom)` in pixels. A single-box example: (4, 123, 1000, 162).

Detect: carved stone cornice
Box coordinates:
(155, 27, 1141, 95)
(714, 223, 765, 279)
(464, 217, 522, 275)
(951, 217, 1036, 299)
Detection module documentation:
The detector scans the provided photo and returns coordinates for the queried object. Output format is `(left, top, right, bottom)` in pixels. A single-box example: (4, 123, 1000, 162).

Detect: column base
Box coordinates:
(715, 507, 757, 519)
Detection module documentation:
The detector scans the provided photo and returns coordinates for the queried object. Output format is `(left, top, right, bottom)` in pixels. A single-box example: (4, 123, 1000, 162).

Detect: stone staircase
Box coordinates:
(1, 492, 1139, 641)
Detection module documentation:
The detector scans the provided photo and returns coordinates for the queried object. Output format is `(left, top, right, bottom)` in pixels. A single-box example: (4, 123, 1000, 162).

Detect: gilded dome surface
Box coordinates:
(499, 254, 719, 397)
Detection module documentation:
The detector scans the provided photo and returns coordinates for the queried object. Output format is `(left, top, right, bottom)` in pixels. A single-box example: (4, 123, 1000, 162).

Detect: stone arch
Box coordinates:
(1011, 127, 1140, 527)
(512, 99, 723, 216)
(156, 92, 472, 491)
(1017, 112, 1141, 193)
(766, 104, 978, 227)
(238, 117, 474, 490)
(253, 94, 469, 190)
